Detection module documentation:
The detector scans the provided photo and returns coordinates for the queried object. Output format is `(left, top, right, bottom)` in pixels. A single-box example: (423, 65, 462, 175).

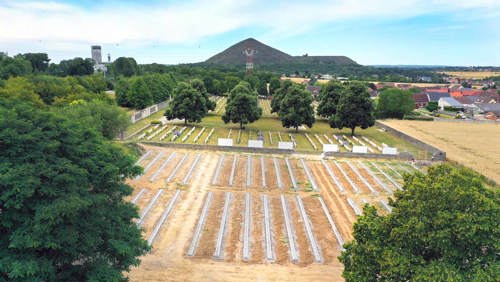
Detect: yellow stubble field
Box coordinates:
(381, 120, 500, 184)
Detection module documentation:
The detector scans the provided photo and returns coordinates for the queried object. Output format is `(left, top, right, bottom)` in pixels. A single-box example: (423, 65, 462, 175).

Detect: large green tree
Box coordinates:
(0, 98, 149, 282)
(111, 57, 139, 77)
(127, 77, 153, 109)
(278, 84, 315, 131)
(190, 79, 215, 111)
(0, 53, 32, 79)
(268, 77, 281, 95)
(332, 82, 375, 136)
(0, 77, 43, 106)
(222, 82, 262, 129)
(164, 82, 209, 124)
(59, 99, 130, 140)
(19, 53, 50, 73)
(317, 80, 344, 118)
(55, 57, 94, 76)
(270, 79, 293, 113)
(340, 164, 499, 282)
(376, 88, 415, 119)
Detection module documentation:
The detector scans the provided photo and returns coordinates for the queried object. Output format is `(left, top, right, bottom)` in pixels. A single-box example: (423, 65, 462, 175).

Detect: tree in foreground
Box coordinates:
(278, 84, 315, 131)
(0, 98, 149, 282)
(331, 82, 374, 136)
(376, 88, 415, 119)
(340, 164, 499, 282)
(222, 82, 262, 129)
(164, 82, 208, 124)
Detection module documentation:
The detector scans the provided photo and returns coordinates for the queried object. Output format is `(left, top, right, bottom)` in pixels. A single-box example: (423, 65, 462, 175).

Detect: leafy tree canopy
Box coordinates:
(164, 82, 209, 124)
(268, 77, 281, 95)
(19, 53, 50, 73)
(191, 78, 215, 111)
(222, 82, 262, 129)
(0, 53, 32, 79)
(270, 79, 293, 113)
(376, 88, 415, 119)
(331, 82, 375, 135)
(111, 57, 139, 77)
(127, 77, 153, 109)
(340, 164, 499, 282)
(49, 57, 94, 76)
(0, 98, 149, 282)
(278, 84, 315, 131)
(58, 99, 130, 139)
(317, 80, 344, 118)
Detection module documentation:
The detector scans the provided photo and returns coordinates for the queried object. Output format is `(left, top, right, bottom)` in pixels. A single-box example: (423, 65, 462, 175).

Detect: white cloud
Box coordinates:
(0, 0, 498, 62)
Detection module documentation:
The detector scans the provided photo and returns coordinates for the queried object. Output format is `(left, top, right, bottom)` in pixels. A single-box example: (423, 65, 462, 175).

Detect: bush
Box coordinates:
(403, 113, 433, 121)
(150, 120, 162, 125)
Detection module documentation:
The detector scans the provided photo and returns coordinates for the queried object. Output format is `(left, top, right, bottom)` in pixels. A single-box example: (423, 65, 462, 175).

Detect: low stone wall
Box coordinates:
(324, 151, 412, 160)
(142, 142, 294, 155)
(139, 141, 413, 160)
(376, 120, 446, 161)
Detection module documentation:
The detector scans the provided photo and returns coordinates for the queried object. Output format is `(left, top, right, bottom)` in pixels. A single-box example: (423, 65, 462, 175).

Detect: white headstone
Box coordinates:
(218, 138, 233, 146)
(248, 140, 264, 148)
(352, 145, 368, 154)
(278, 141, 294, 150)
(382, 147, 398, 155)
(159, 116, 168, 125)
(323, 144, 339, 152)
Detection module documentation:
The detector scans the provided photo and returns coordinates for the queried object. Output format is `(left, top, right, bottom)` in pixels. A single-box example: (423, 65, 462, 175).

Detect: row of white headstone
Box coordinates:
(216, 138, 396, 154)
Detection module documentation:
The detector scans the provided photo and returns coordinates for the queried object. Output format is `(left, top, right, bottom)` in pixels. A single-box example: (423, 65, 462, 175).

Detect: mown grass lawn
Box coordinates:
(126, 109, 423, 155)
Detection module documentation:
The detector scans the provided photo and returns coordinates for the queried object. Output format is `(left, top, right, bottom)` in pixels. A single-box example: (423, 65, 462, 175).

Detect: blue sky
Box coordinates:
(1, 0, 499, 66)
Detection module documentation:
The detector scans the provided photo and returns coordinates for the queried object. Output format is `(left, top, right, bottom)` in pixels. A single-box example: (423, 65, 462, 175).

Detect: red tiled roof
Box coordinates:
(413, 93, 429, 103)
(425, 87, 449, 93)
(461, 89, 484, 96)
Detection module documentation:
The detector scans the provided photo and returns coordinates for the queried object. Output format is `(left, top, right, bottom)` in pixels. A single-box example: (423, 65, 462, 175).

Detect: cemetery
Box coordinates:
(127, 146, 422, 268)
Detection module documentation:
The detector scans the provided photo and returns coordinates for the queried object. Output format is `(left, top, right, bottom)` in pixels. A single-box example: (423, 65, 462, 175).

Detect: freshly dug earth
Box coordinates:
(127, 145, 413, 282)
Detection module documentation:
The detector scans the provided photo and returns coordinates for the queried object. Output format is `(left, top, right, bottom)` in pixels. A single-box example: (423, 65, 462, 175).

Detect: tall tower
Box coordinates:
(91, 45, 102, 65)
(243, 48, 256, 75)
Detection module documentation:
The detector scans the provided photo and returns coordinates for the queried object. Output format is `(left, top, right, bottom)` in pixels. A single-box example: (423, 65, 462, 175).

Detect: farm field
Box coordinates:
(440, 71, 500, 79)
(380, 120, 500, 184)
(126, 145, 422, 282)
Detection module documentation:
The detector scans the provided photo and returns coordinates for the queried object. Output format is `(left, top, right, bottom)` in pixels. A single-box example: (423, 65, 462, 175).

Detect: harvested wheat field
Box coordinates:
(381, 120, 500, 184)
(441, 71, 500, 79)
(125, 145, 418, 282)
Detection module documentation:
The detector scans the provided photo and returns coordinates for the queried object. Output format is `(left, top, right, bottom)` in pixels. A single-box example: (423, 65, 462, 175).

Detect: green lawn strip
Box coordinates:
(293, 133, 315, 151)
(127, 111, 424, 156)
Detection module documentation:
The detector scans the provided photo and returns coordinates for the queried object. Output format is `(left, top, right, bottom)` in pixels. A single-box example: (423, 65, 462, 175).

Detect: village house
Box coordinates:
(412, 93, 429, 109)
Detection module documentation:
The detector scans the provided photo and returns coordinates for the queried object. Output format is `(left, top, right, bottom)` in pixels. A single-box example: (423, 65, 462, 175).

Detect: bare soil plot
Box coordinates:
(128, 146, 417, 282)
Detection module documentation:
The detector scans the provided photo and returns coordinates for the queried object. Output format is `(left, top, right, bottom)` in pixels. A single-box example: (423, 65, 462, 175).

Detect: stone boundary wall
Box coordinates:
(138, 141, 412, 160)
(376, 120, 446, 161)
(324, 151, 412, 160)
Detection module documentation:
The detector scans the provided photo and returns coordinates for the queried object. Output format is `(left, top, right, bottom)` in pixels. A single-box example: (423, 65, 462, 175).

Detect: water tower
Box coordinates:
(91, 45, 102, 64)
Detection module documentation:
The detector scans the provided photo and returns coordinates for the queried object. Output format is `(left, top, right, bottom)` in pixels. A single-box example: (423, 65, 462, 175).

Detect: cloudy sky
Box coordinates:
(1, 0, 499, 65)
